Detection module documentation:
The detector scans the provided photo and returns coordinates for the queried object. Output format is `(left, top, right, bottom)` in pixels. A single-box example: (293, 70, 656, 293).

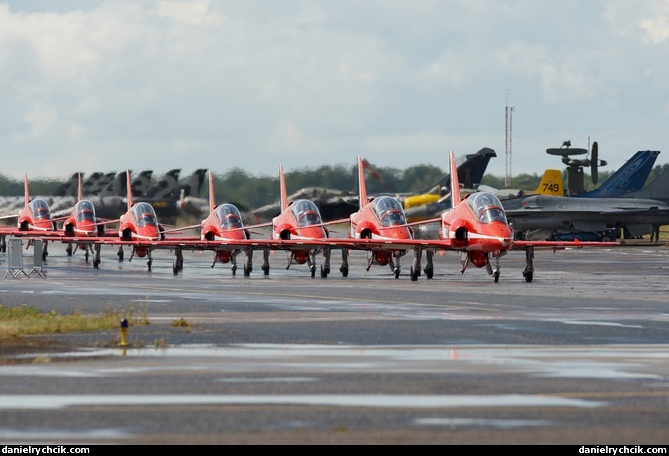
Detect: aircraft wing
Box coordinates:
(334, 238, 619, 253)
(93, 237, 353, 253)
(510, 239, 620, 250)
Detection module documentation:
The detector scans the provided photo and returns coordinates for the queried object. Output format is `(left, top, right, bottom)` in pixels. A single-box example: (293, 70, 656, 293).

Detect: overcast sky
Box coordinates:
(1, 0, 668, 184)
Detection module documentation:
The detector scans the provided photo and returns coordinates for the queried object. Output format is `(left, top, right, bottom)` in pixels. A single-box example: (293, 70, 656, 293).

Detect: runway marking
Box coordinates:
(0, 394, 604, 410)
(414, 417, 552, 429)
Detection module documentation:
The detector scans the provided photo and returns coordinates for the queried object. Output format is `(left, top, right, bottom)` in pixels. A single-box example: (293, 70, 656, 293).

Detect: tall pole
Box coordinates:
(505, 92, 514, 188)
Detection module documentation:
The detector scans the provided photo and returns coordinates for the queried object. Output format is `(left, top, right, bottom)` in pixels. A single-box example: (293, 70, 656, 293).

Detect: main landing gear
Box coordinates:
(173, 247, 184, 275)
(410, 247, 434, 281)
(522, 246, 534, 283)
(339, 249, 349, 278)
(66, 242, 98, 266)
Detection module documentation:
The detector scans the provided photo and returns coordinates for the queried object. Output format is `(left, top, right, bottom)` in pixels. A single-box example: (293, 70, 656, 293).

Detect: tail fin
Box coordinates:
(24, 171, 30, 205)
(574, 150, 660, 198)
(357, 156, 368, 209)
(77, 172, 83, 201)
(126, 170, 133, 210)
(279, 165, 289, 212)
(208, 170, 216, 213)
(623, 165, 669, 201)
(535, 169, 563, 196)
(82, 172, 107, 196)
(449, 150, 461, 207)
(181, 168, 208, 198)
(146, 168, 181, 198)
(131, 170, 153, 197)
(52, 172, 79, 197)
(100, 171, 126, 197)
(459, 147, 497, 189)
(412, 147, 497, 195)
(360, 158, 389, 191)
(89, 172, 117, 196)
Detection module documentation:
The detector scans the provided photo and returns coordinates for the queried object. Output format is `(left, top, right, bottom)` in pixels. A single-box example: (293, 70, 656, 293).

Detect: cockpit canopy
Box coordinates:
(75, 200, 96, 223)
(371, 196, 407, 227)
(30, 199, 51, 220)
(466, 192, 508, 224)
(215, 203, 244, 229)
(290, 199, 323, 227)
(132, 202, 159, 227)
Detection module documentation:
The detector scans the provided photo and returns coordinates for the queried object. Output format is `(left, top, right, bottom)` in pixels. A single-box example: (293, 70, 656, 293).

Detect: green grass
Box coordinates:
(0, 301, 150, 339)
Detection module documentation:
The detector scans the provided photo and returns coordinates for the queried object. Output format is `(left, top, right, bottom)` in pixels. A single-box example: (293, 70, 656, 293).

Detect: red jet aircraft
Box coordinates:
(341, 150, 619, 282)
(95, 169, 288, 276)
(158, 167, 346, 278)
(261, 164, 349, 278)
(0, 172, 57, 260)
(167, 170, 270, 276)
(408, 149, 617, 282)
(411, 149, 516, 281)
(347, 156, 414, 278)
(59, 172, 109, 266)
(93, 170, 167, 271)
(6, 171, 115, 268)
(197, 170, 255, 275)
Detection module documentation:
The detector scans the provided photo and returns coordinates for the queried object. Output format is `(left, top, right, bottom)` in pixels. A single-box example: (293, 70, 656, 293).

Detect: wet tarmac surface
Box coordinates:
(0, 242, 668, 444)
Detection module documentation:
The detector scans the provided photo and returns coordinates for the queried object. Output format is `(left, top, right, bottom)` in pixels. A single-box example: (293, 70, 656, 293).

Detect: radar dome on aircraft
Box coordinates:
(547, 140, 607, 194)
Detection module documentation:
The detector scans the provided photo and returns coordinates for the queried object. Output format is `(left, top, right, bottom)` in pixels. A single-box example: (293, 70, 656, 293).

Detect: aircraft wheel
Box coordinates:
(340, 266, 348, 278)
(311, 266, 316, 279)
(524, 271, 533, 283)
(262, 265, 270, 276)
(232, 264, 237, 276)
(493, 270, 500, 283)
(320, 265, 328, 278)
(243, 264, 251, 276)
(424, 267, 434, 280)
(394, 268, 400, 279)
(85, 252, 89, 262)
(118, 250, 124, 261)
(66, 246, 73, 256)
(410, 267, 418, 282)
(93, 259, 100, 269)
(147, 260, 152, 272)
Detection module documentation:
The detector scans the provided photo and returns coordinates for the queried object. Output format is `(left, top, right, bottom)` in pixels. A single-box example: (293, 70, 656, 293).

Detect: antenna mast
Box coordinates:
(505, 91, 514, 188)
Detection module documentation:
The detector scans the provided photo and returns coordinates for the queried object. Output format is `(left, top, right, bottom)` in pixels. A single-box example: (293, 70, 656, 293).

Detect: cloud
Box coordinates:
(0, 1, 667, 181)
(151, 0, 223, 27)
(24, 104, 56, 137)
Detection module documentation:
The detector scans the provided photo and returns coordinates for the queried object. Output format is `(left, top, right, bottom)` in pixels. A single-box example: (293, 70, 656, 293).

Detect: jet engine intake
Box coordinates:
(275, 223, 293, 240)
(448, 218, 470, 248)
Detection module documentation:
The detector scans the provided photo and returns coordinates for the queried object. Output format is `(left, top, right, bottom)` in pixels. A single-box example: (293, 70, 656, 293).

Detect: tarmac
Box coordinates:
(0, 242, 667, 445)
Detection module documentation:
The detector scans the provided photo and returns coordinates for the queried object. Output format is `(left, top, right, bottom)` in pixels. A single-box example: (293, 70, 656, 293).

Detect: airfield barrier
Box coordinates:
(4, 238, 46, 279)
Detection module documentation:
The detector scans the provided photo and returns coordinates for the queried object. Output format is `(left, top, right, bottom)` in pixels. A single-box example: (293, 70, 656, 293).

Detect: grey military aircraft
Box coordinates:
(504, 193, 669, 240)
(500, 149, 664, 241)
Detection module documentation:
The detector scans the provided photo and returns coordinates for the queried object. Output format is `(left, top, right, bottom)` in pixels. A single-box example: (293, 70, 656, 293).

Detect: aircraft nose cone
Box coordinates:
(300, 226, 328, 239)
(80, 222, 96, 235)
(492, 222, 514, 249)
(385, 227, 413, 240)
(139, 226, 162, 241)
